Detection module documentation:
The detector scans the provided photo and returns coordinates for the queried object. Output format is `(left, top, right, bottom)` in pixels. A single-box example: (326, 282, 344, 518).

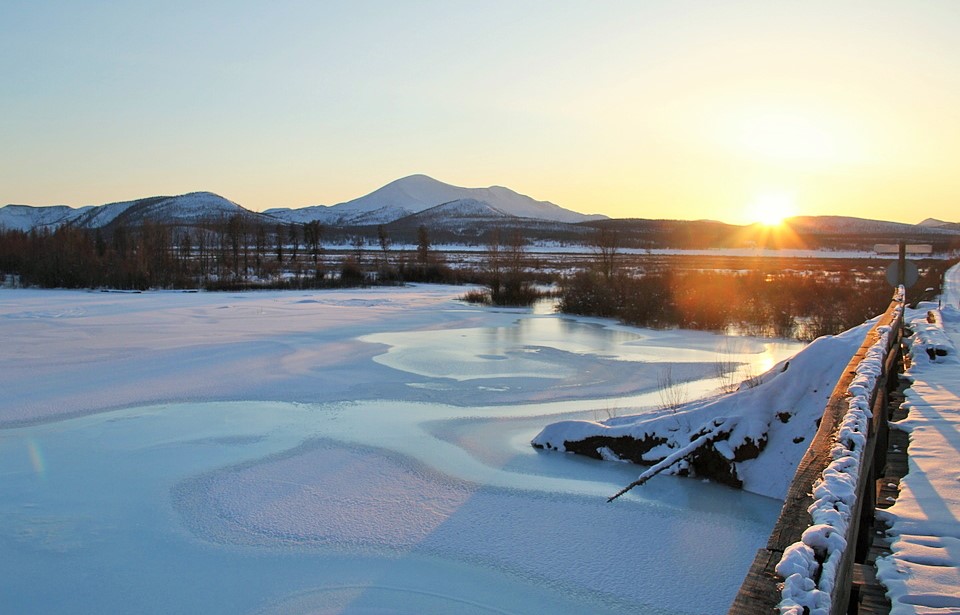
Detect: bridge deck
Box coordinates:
(871, 288, 960, 614)
(852, 382, 909, 614)
(731, 263, 960, 613)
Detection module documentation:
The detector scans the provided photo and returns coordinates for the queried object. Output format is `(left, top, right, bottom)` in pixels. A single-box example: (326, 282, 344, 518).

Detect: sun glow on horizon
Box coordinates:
(748, 192, 797, 227)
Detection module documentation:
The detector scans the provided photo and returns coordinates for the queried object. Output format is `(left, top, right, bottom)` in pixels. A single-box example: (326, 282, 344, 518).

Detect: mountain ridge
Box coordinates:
(0, 192, 251, 232)
(785, 215, 960, 237)
(264, 174, 606, 225)
(3, 179, 958, 247)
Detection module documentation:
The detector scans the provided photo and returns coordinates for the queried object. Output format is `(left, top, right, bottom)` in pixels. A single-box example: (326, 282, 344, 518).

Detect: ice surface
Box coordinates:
(0, 285, 798, 613)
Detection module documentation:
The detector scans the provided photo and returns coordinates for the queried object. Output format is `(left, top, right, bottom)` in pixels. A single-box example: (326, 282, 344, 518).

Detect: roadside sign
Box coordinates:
(886, 260, 919, 287)
(875, 243, 933, 255)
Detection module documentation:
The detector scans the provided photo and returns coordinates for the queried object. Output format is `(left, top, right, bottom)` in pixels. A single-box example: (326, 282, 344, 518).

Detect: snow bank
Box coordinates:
(533, 320, 875, 499)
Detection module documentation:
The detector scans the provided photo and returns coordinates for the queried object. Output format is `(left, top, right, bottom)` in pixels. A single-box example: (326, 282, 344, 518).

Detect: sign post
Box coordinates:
(876, 241, 926, 288)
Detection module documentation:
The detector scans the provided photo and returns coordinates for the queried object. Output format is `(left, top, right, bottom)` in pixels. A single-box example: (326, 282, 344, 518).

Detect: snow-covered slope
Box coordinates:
(0, 204, 92, 231)
(1, 192, 254, 231)
(69, 198, 152, 228)
(103, 192, 251, 226)
(399, 198, 514, 224)
(266, 174, 606, 225)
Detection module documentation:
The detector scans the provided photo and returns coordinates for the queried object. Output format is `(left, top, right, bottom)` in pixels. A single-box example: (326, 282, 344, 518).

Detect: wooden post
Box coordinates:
(898, 240, 906, 288)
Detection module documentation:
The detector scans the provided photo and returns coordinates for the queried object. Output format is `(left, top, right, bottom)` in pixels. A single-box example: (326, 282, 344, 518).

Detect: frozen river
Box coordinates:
(0, 286, 802, 614)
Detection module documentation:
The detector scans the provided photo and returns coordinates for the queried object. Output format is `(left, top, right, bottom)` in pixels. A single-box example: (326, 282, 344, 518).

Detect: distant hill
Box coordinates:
(579, 216, 960, 252)
(0, 204, 85, 231)
(918, 217, 960, 232)
(265, 174, 606, 225)
(0, 192, 254, 232)
(376, 198, 586, 245)
(785, 215, 960, 237)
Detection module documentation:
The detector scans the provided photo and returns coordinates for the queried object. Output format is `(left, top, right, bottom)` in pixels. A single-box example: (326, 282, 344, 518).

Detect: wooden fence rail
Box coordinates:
(729, 293, 904, 614)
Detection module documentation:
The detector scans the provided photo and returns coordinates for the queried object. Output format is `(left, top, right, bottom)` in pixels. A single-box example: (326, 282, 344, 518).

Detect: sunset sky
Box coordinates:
(2, 1, 958, 225)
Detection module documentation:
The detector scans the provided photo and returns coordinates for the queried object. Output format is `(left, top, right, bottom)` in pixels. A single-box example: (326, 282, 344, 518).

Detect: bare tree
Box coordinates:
(416, 225, 431, 266)
(351, 235, 365, 265)
(274, 224, 284, 263)
(287, 224, 300, 263)
(657, 365, 688, 412)
(593, 226, 620, 280)
(486, 227, 503, 299)
(254, 224, 266, 278)
(303, 221, 323, 268)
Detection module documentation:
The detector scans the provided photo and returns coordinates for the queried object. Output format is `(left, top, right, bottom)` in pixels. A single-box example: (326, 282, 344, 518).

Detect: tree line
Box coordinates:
(558, 248, 955, 341)
(3, 217, 950, 342)
(0, 217, 467, 290)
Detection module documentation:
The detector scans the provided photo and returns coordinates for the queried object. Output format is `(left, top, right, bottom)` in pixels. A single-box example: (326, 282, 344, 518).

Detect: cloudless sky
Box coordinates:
(2, 1, 958, 224)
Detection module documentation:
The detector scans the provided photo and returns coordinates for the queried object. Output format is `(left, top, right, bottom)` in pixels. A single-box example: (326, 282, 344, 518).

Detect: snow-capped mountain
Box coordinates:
(3, 176, 604, 232)
(265, 174, 606, 225)
(1, 192, 254, 231)
(93, 192, 252, 227)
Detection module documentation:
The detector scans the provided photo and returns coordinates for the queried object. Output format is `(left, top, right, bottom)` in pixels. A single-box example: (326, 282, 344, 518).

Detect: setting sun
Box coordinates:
(748, 192, 796, 226)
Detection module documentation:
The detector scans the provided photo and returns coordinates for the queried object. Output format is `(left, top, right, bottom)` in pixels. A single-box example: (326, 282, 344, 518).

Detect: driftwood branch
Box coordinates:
(607, 429, 723, 502)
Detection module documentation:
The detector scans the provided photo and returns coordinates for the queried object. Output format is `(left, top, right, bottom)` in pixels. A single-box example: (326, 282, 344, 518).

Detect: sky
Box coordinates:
(2, 1, 958, 225)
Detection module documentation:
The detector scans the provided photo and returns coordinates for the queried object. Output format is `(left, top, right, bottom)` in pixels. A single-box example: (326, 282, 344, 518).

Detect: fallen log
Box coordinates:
(608, 424, 726, 502)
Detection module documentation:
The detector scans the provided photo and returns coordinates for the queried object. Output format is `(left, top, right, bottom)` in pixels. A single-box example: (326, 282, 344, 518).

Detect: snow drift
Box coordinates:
(532, 321, 877, 500)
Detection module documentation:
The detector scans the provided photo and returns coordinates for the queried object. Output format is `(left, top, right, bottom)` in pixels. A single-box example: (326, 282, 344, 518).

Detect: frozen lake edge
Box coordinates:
(1, 286, 801, 614)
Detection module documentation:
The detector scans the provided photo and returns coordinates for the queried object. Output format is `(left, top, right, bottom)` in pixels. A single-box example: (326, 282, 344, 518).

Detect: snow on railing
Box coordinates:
(775, 288, 903, 615)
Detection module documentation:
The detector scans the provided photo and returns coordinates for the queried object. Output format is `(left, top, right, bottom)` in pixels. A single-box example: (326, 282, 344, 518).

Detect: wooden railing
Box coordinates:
(729, 293, 905, 614)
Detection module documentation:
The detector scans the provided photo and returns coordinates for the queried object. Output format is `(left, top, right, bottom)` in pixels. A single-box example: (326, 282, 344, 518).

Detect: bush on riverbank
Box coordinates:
(558, 269, 895, 341)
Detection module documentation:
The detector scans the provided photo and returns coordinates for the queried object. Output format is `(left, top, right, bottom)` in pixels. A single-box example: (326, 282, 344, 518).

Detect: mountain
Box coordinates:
(265, 174, 606, 225)
(399, 198, 513, 225)
(375, 197, 574, 244)
(0, 204, 89, 231)
(3, 176, 605, 232)
(1, 192, 255, 231)
(785, 215, 960, 237)
(88, 192, 253, 228)
(918, 217, 960, 232)
(5, 183, 958, 253)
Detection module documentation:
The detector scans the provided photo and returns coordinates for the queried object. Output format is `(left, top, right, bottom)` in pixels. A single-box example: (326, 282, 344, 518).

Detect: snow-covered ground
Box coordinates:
(876, 263, 960, 613)
(0, 286, 801, 614)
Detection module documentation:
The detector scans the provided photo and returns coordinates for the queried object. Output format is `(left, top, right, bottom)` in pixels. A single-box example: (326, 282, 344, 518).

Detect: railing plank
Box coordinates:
(729, 296, 903, 614)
